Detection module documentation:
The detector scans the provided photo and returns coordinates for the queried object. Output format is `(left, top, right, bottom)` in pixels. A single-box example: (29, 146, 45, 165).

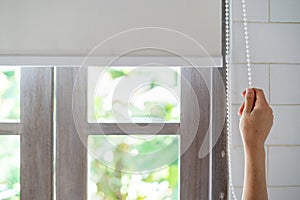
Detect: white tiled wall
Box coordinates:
(269, 147, 300, 186)
(232, 23, 300, 63)
(230, 0, 300, 199)
(232, 0, 269, 22)
(270, 0, 300, 22)
(270, 65, 300, 104)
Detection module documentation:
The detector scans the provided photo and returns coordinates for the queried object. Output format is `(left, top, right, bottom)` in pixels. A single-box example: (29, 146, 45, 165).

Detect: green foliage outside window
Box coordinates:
(88, 135, 179, 200)
(89, 67, 180, 200)
(0, 68, 20, 200)
(0, 68, 20, 122)
(92, 67, 180, 123)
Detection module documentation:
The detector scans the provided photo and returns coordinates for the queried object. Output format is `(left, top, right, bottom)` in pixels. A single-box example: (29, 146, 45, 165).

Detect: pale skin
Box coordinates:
(238, 88, 274, 200)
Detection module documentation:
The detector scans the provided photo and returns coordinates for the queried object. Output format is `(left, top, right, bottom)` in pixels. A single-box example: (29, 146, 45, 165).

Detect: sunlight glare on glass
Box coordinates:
(87, 66, 180, 123)
(0, 67, 20, 122)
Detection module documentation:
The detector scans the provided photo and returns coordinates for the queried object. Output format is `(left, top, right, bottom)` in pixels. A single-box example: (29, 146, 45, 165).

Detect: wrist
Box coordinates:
(244, 144, 265, 158)
(241, 135, 266, 154)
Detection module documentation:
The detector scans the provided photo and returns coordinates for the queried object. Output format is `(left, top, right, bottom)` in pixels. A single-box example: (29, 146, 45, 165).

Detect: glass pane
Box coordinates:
(88, 135, 179, 200)
(88, 67, 180, 123)
(0, 135, 20, 200)
(0, 67, 20, 122)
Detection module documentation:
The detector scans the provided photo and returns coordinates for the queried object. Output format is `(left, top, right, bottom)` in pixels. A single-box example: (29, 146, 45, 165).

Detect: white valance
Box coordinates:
(0, 0, 221, 59)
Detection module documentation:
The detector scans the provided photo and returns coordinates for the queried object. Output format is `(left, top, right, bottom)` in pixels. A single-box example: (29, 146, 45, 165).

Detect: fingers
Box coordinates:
(238, 102, 245, 116)
(243, 88, 255, 114)
(240, 88, 269, 114)
(241, 90, 246, 97)
(253, 88, 268, 106)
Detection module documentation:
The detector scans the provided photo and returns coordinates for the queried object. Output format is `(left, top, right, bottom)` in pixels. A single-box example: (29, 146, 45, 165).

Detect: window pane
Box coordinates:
(88, 67, 180, 123)
(0, 135, 20, 200)
(0, 67, 20, 122)
(88, 135, 179, 200)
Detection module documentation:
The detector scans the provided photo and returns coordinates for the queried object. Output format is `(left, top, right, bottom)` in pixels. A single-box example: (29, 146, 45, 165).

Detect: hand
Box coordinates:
(239, 88, 271, 200)
(238, 88, 274, 151)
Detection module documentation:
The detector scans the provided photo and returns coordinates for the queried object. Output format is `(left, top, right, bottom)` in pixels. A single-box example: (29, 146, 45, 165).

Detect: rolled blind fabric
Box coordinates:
(0, 0, 221, 57)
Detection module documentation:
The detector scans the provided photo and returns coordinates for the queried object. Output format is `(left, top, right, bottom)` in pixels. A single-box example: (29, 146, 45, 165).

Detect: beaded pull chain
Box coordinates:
(242, 0, 252, 87)
(226, 0, 252, 200)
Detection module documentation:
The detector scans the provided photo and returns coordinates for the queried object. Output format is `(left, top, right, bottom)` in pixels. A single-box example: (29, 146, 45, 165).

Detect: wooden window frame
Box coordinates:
(56, 65, 227, 200)
(0, 63, 227, 200)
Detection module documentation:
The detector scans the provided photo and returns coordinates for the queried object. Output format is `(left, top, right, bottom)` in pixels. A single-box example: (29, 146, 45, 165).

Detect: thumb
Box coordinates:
(244, 88, 255, 114)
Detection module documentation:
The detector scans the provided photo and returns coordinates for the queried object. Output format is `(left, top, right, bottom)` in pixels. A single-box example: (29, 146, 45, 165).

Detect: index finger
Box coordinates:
(253, 88, 268, 106)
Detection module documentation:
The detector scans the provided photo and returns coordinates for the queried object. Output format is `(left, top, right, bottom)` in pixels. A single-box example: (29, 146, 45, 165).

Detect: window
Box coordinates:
(0, 0, 227, 199)
(0, 65, 227, 200)
(56, 65, 227, 200)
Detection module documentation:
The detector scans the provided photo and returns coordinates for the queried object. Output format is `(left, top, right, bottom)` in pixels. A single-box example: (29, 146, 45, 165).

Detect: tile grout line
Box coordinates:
(232, 62, 300, 65)
(233, 20, 300, 24)
(268, 185, 300, 188)
(232, 103, 300, 106)
(269, 64, 271, 103)
(233, 144, 300, 148)
(267, 146, 270, 186)
(268, 0, 271, 22)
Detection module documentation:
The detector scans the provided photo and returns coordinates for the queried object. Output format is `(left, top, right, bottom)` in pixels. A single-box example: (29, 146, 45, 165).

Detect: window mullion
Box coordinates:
(85, 123, 179, 135)
(56, 67, 87, 200)
(0, 123, 21, 134)
(20, 67, 54, 200)
(180, 67, 211, 199)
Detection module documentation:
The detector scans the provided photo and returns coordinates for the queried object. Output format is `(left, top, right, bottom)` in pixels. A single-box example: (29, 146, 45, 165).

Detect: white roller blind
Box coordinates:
(0, 0, 221, 57)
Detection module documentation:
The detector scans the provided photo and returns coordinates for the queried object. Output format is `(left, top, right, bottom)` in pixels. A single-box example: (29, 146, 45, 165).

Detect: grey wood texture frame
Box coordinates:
(0, 123, 21, 134)
(21, 68, 54, 200)
(180, 68, 210, 199)
(56, 68, 87, 199)
(0, 68, 54, 199)
(212, 69, 228, 199)
(214, 0, 230, 198)
(56, 66, 227, 200)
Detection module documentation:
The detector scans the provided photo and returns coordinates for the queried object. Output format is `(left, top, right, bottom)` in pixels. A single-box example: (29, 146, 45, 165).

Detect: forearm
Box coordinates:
(242, 146, 268, 200)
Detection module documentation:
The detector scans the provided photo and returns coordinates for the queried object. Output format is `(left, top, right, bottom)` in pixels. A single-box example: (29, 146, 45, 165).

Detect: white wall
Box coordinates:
(230, 0, 300, 199)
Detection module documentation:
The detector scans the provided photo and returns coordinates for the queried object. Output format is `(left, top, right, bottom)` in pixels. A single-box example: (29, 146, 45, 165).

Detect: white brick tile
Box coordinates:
(231, 146, 245, 187)
(267, 106, 300, 145)
(231, 105, 243, 146)
(269, 147, 300, 186)
(232, 0, 269, 22)
(231, 64, 269, 104)
(270, 64, 300, 104)
(233, 23, 300, 63)
(268, 187, 300, 200)
(230, 146, 269, 187)
(270, 0, 300, 22)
